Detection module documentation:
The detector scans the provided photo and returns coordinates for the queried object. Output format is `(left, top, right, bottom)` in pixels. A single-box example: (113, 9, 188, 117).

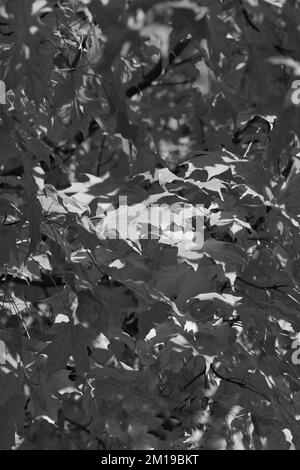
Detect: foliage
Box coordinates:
(1, 0, 300, 450)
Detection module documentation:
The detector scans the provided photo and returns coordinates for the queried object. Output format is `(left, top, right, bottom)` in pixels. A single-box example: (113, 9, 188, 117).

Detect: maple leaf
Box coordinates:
(42, 322, 90, 376)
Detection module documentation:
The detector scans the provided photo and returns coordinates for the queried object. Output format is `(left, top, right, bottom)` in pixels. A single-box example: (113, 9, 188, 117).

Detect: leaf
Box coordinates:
(22, 197, 42, 255)
(193, 59, 216, 96)
(5, 0, 53, 104)
(0, 226, 17, 265)
(0, 394, 24, 449)
(28, 367, 75, 420)
(52, 73, 82, 110)
(0, 368, 22, 406)
(42, 322, 90, 376)
(200, 239, 247, 272)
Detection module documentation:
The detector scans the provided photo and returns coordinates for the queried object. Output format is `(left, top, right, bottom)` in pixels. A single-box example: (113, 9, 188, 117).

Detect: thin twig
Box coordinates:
(237, 276, 289, 291)
(210, 364, 271, 402)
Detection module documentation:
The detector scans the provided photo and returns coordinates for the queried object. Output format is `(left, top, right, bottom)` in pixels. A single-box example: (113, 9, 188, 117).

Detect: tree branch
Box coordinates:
(126, 34, 192, 98)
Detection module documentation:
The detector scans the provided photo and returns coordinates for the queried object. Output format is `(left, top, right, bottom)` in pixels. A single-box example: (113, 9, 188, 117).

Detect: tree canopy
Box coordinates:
(1, 0, 300, 450)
